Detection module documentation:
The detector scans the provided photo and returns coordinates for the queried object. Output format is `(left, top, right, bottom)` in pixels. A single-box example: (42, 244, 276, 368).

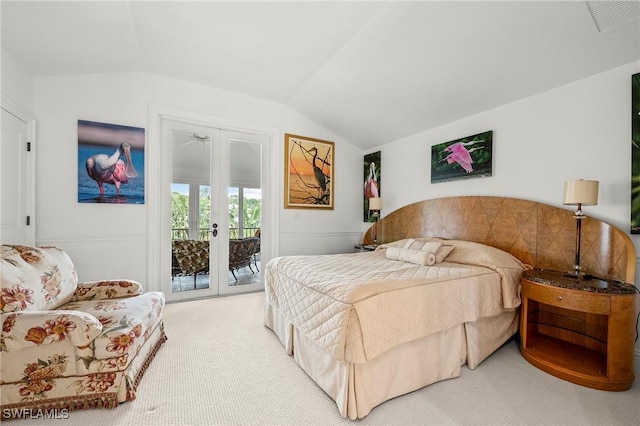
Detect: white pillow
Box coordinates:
(386, 247, 436, 266)
(401, 239, 454, 263)
(402, 239, 440, 252)
(435, 245, 454, 263)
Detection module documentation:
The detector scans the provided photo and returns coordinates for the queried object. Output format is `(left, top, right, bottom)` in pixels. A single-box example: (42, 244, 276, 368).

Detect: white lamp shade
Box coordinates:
(369, 197, 383, 211)
(563, 180, 599, 206)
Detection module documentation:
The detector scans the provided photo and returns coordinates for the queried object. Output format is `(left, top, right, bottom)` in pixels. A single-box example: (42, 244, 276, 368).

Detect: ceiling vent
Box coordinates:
(586, 1, 640, 32)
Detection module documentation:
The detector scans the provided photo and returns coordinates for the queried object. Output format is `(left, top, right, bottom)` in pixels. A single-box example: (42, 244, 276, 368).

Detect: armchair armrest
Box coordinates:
(72, 279, 143, 301)
(1, 310, 103, 352)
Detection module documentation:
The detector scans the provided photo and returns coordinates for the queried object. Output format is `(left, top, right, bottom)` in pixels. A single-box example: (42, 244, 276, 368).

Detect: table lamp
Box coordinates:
(369, 197, 382, 245)
(563, 179, 599, 278)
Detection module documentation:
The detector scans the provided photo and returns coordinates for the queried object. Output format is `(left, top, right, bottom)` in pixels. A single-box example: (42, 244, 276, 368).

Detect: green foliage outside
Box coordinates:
(171, 188, 261, 240)
(228, 193, 262, 239)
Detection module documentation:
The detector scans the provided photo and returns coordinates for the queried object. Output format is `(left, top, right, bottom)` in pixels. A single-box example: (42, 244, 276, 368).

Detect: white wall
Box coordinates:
(1, 48, 34, 112)
(371, 60, 640, 369)
(31, 72, 363, 284)
(375, 61, 638, 232)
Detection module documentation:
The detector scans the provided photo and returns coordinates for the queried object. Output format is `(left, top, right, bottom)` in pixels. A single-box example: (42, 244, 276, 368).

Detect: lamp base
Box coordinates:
(563, 270, 593, 280)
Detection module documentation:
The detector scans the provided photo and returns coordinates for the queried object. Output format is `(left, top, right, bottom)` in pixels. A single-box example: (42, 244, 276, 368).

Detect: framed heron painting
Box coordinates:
(284, 133, 334, 209)
(431, 130, 493, 184)
(78, 120, 145, 204)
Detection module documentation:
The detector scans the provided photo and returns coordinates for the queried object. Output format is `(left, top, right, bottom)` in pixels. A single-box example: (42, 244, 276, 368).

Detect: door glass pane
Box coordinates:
(226, 187, 261, 238)
(243, 188, 261, 238)
(171, 183, 189, 240)
(228, 139, 262, 287)
(228, 187, 239, 239)
(199, 185, 211, 241)
(171, 129, 212, 294)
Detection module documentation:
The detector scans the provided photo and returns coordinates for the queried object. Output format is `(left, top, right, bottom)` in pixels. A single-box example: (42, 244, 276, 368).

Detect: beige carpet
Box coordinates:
(14, 292, 640, 425)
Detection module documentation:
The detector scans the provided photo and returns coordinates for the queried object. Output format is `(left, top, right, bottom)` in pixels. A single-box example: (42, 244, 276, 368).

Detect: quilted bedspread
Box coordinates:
(264, 239, 524, 364)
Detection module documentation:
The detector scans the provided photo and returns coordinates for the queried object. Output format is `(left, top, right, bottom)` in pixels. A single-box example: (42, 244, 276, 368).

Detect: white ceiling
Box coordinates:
(2, 1, 639, 149)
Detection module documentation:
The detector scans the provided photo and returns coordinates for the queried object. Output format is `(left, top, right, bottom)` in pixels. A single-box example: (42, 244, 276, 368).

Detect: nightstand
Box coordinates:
(354, 244, 376, 253)
(520, 268, 636, 391)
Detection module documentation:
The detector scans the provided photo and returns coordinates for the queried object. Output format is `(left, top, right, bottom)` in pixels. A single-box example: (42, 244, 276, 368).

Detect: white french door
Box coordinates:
(165, 119, 219, 301)
(216, 129, 269, 296)
(160, 115, 270, 302)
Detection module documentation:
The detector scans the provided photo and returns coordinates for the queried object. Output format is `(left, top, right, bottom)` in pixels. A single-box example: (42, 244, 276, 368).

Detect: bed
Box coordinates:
(263, 196, 635, 419)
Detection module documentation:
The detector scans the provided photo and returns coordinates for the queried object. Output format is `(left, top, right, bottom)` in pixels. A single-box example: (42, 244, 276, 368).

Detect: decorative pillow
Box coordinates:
(400, 238, 454, 263)
(377, 238, 454, 263)
(435, 245, 454, 263)
(442, 240, 525, 270)
(404, 239, 440, 253)
(386, 247, 437, 266)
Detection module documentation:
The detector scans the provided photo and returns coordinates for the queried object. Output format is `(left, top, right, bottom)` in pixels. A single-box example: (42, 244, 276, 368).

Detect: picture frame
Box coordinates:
(631, 73, 640, 233)
(284, 133, 334, 209)
(78, 120, 145, 204)
(363, 151, 381, 221)
(431, 130, 493, 184)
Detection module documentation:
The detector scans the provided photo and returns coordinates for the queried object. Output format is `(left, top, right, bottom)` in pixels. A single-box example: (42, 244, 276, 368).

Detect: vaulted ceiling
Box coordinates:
(2, 1, 639, 149)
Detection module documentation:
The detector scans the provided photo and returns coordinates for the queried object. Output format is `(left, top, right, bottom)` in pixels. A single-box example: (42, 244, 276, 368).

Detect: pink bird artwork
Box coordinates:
(441, 140, 485, 173)
(364, 162, 379, 199)
(86, 142, 138, 197)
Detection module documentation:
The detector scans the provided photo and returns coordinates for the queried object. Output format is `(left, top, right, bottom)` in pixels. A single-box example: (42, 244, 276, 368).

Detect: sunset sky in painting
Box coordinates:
(288, 141, 331, 176)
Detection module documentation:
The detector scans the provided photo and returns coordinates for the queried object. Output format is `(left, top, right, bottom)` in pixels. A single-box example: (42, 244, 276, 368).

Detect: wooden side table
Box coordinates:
(520, 268, 637, 391)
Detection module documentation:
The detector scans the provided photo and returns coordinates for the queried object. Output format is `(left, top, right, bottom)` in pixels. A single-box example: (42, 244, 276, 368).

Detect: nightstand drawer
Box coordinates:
(522, 279, 610, 314)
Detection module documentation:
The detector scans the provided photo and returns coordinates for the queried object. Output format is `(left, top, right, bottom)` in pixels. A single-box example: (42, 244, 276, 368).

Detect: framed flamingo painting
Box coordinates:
(284, 133, 334, 209)
(364, 151, 381, 221)
(78, 120, 145, 204)
(431, 130, 493, 184)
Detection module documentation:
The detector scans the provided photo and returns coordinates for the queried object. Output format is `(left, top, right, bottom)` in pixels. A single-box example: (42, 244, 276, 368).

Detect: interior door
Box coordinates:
(1, 107, 35, 245)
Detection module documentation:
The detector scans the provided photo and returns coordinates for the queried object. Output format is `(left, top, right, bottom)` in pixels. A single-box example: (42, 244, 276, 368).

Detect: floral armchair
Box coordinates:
(0, 245, 166, 419)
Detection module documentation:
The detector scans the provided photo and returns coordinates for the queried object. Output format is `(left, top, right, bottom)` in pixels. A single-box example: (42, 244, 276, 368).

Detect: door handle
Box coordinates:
(211, 223, 218, 237)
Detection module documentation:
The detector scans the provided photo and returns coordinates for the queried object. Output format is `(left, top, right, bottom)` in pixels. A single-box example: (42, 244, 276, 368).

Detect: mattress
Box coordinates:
(264, 239, 524, 364)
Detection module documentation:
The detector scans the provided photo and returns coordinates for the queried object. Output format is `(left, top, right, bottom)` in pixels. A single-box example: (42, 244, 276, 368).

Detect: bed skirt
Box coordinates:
(264, 301, 518, 419)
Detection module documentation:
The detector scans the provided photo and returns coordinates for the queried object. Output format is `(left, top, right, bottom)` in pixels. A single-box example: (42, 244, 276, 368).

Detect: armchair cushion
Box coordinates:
(1, 310, 103, 352)
(1, 245, 77, 312)
(73, 280, 143, 301)
(61, 292, 164, 360)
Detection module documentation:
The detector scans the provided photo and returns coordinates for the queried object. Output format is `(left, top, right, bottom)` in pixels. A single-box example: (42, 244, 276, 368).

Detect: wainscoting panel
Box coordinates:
(36, 236, 150, 290)
(278, 231, 364, 257)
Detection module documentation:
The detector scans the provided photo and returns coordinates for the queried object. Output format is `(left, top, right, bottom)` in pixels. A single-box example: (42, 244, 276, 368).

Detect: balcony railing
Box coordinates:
(171, 227, 260, 241)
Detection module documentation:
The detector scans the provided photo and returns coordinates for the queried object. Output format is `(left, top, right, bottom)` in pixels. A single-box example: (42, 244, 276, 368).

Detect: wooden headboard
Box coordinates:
(362, 196, 636, 283)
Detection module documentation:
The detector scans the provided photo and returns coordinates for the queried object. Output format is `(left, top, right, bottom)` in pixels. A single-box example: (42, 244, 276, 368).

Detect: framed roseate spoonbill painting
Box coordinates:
(631, 73, 640, 234)
(431, 130, 493, 184)
(78, 120, 145, 204)
(364, 151, 381, 222)
(284, 133, 334, 209)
